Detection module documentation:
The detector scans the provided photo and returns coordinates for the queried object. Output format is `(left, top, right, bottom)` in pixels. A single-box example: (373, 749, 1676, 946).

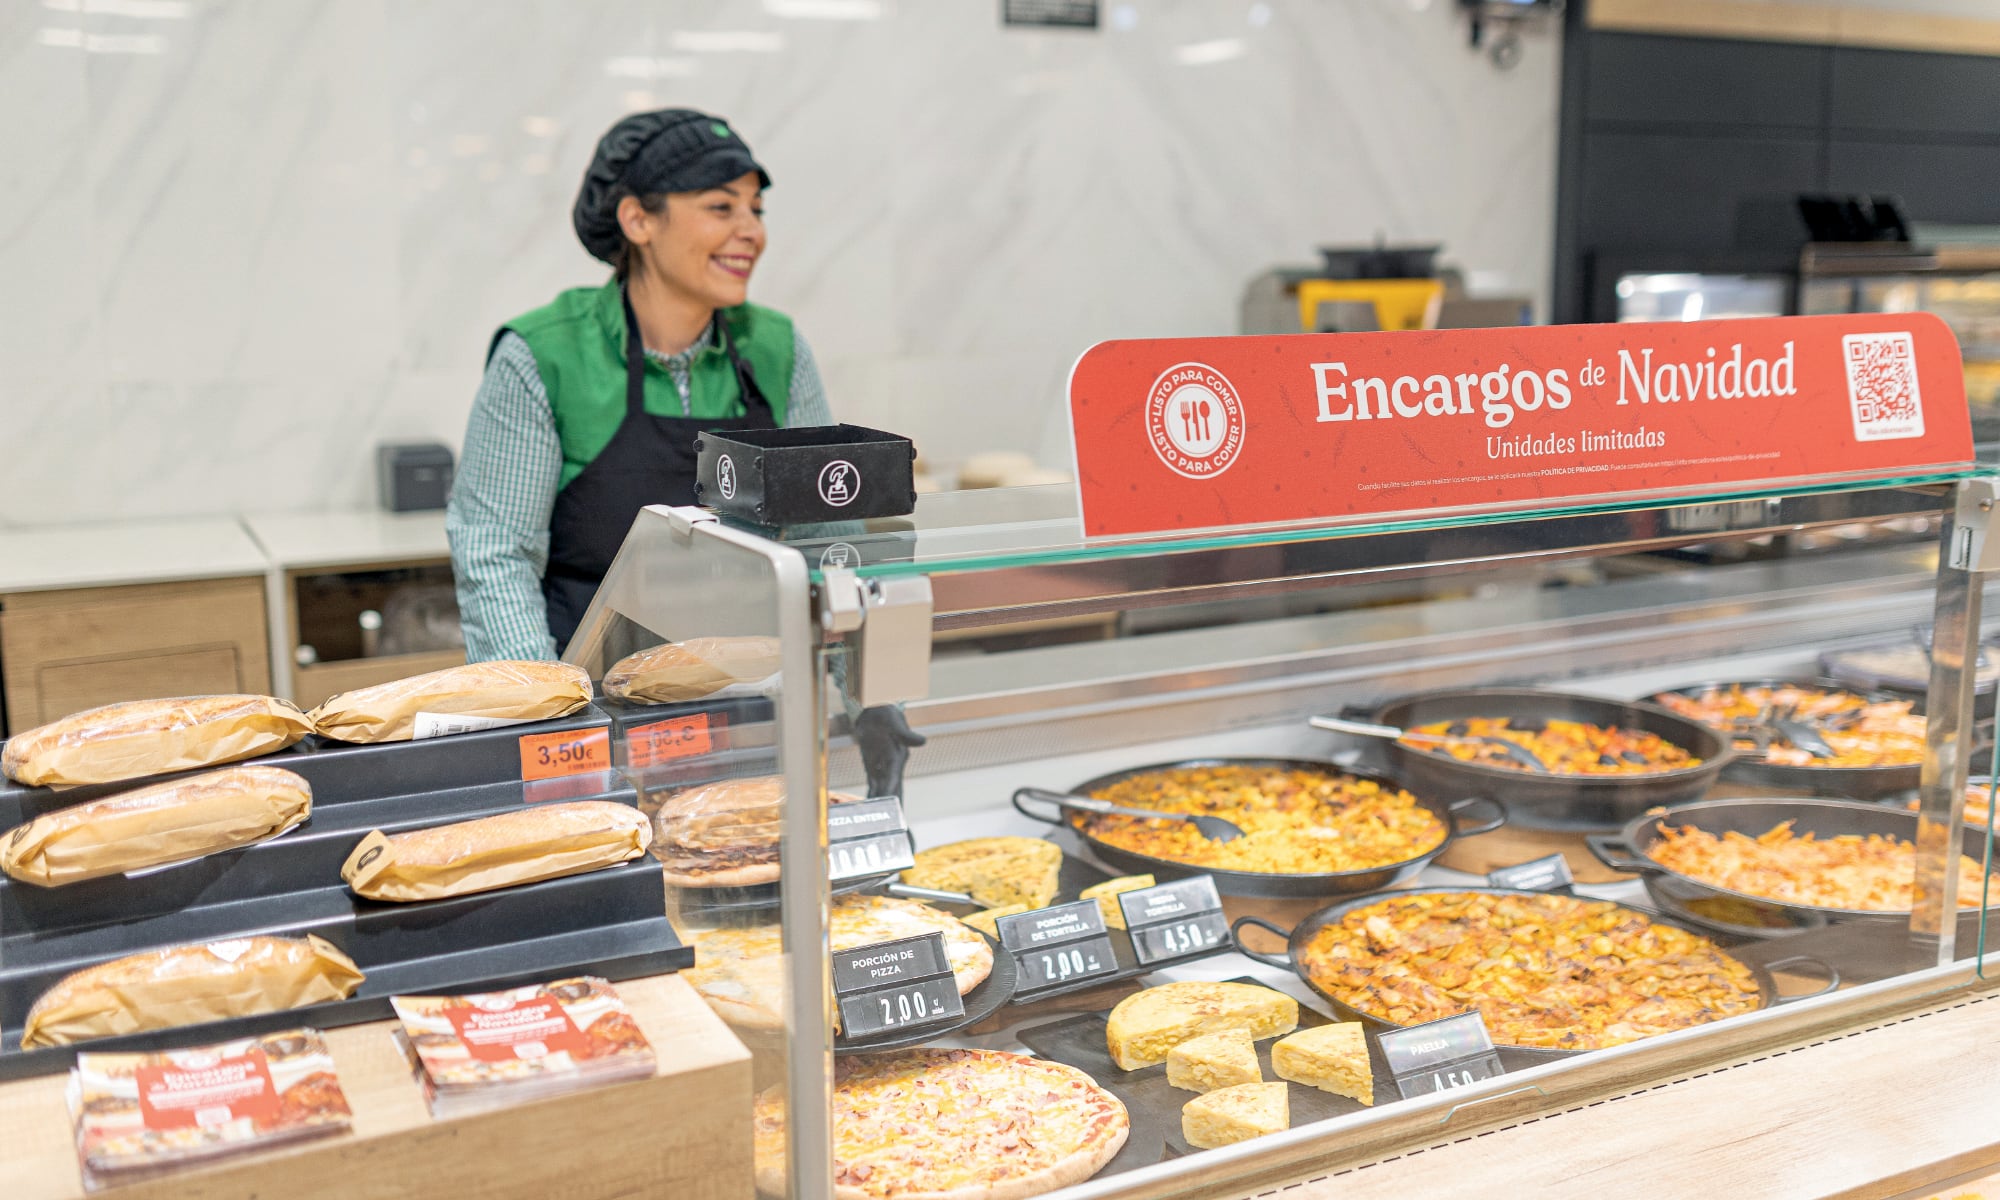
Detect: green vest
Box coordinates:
(500, 280, 796, 490)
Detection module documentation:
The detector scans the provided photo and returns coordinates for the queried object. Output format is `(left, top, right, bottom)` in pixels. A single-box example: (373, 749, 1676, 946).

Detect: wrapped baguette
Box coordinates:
(341, 800, 651, 902)
(2, 765, 312, 887)
(308, 660, 591, 744)
(602, 637, 781, 704)
(1, 695, 313, 789)
(22, 934, 365, 1049)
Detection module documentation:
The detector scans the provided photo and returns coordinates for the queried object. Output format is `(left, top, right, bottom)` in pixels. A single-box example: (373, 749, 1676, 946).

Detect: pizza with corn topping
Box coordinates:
(1298, 891, 1760, 1051)
(1074, 764, 1446, 875)
(752, 1048, 1129, 1200)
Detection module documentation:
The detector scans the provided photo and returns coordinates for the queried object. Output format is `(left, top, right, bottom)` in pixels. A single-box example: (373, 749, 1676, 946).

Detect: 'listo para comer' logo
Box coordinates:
(1146, 362, 1245, 479)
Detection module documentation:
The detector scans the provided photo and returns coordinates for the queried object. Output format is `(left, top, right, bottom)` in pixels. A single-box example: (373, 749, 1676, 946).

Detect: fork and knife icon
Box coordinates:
(1179, 394, 1215, 445)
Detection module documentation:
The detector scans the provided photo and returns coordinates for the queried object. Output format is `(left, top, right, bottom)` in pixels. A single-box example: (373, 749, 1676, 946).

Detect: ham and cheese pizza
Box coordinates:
(685, 895, 993, 1033)
(753, 1048, 1129, 1200)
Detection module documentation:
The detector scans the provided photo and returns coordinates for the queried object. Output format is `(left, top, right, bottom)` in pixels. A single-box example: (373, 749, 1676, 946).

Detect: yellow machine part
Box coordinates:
(1296, 279, 1444, 333)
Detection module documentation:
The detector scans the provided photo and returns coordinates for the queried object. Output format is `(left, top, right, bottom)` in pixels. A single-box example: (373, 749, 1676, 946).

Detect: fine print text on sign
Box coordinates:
(1378, 1011, 1507, 1100)
(995, 900, 1120, 994)
(1487, 853, 1575, 894)
(833, 931, 966, 1040)
(1068, 314, 1974, 537)
(1119, 876, 1231, 967)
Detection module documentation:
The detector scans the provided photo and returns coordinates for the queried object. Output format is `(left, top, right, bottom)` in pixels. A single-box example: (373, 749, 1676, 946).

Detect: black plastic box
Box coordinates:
(695, 424, 916, 526)
(376, 441, 456, 512)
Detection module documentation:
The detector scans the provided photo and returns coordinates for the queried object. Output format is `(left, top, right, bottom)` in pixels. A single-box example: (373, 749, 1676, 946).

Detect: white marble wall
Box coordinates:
(0, 0, 1559, 526)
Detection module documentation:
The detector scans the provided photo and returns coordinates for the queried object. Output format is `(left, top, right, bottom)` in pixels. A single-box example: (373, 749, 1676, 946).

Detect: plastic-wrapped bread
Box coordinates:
(21, 935, 365, 1049)
(1, 695, 313, 788)
(1, 765, 312, 887)
(601, 637, 781, 704)
(341, 800, 652, 901)
(307, 660, 592, 744)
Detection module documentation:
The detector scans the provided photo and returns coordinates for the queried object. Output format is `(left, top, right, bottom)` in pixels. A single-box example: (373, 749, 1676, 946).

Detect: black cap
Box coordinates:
(572, 109, 771, 265)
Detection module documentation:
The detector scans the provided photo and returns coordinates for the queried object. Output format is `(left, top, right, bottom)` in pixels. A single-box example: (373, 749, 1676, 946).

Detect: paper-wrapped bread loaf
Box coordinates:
(341, 800, 651, 901)
(308, 660, 591, 744)
(22, 934, 365, 1049)
(1, 695, 313, 789)
(2, 765, 312, 887)
(601, 637, 781, 704)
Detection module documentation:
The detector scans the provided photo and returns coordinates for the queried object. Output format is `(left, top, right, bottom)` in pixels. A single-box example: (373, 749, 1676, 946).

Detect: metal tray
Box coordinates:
(1015, 979, 1377, 1173)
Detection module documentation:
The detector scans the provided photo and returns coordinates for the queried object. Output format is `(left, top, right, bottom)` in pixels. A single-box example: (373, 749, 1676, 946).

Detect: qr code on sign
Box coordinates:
(1844, 331, 1925, 441)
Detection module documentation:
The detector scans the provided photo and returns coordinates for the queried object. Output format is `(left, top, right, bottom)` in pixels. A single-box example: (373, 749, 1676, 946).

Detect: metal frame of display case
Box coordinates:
(566, 474, 1999, 1200)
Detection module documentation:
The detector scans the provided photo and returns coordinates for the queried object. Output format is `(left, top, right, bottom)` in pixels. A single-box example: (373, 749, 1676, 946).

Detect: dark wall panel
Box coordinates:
(1828, 140, 2000, 224)
(1586, 33, 1827, 129)
(1579, 132, 1823, 251)
(1831, 47, 2000, 138)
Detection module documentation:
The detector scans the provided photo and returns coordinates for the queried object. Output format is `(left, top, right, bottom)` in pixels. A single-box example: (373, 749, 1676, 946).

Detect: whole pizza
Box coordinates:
(685, 895, 994, 1033)
(753, 1048, 1129, 1200)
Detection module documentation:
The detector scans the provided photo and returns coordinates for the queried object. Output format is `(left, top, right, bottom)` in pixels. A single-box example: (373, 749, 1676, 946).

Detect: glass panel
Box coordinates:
(743, 473, 1982, 585)
(1613, 271, 1788, 323)
(564, 510, 828, 1200)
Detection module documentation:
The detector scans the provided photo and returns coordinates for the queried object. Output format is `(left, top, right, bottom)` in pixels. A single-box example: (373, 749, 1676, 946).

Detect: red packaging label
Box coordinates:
(1068, 314, 1975, 537)
(443, 997, 590, 1063)
(628, 713, 716, 768)
(136, 1049, 279, 1132)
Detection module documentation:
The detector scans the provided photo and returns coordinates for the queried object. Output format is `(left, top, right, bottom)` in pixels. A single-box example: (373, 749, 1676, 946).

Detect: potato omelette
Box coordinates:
(1076, 765, 1447, 875)
(1298, 891, 1762, 1050)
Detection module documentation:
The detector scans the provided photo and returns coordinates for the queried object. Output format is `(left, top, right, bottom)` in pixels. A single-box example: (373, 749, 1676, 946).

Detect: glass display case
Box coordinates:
(563, 472, 2000, 1200)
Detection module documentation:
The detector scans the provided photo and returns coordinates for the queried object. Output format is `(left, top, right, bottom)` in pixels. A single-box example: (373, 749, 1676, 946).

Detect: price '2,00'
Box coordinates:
(879, 989, 940, 1027)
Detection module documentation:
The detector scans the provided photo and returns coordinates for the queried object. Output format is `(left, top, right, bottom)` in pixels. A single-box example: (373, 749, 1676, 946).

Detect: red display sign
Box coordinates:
(136, 1048, 279, 1131)
(443, 996, 589, 1063)
(627, 712, 716, 768)
(519, 727, 612, 781)
(1068, 314, 1974, 537)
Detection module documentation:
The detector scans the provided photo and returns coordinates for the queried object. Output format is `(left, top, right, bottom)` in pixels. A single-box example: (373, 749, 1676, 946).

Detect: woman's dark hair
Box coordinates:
(610, 187, 668, 282)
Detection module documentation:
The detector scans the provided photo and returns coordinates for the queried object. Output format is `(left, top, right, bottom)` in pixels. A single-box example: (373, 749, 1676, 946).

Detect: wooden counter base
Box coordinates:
(0, 974, 751, 1200)
(1215, 984, 2000, 1200)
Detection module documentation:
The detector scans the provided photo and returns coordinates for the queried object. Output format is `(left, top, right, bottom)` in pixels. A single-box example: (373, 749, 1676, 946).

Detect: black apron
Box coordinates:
(541, 291, 777, 652)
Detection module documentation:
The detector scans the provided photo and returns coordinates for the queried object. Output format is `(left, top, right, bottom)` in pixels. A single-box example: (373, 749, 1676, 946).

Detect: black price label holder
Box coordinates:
(993, 875, 1235, 1008)
(1378, 1012, 1508, 1100)
(997, 900, 1120, 998)
(827, 796, 916, 883)
(1120, 876, 1231, 966)
(832, 931, 966, 1040)
(1487, 853, 1576, 894)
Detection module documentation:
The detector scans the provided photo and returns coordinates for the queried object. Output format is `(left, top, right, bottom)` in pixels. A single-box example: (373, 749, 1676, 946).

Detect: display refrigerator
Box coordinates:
(564, 455, 2000, 1199)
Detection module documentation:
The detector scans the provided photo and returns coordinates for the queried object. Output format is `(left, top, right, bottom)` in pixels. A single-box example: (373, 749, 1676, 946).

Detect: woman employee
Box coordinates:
(447, 108, 831, 660)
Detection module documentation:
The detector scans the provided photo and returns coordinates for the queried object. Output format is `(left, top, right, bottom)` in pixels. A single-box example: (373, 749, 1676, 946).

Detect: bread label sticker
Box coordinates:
(627, 713, 713, 768)
(519, 727, 612, 781)
(136, 1048, 279, 1131)
(443, 996, 590, 1063)
(205, 939, 255, 965)
(414, 711, 537, 740)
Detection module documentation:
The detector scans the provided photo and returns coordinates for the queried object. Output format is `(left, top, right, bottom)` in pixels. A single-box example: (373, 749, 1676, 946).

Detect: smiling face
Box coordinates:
(618, 172, 766, 310)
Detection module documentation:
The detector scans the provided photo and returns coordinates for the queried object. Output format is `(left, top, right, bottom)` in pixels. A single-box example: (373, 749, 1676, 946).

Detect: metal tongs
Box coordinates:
(1012, 787, 1246, 842)
(1767, 703, 1837, 759)
(1308, 715, 1552, 774)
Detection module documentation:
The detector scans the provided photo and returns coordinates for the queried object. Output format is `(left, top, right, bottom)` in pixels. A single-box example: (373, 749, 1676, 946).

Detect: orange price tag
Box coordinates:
(518, 727, 612, 781)
(628, 713, 714, 768)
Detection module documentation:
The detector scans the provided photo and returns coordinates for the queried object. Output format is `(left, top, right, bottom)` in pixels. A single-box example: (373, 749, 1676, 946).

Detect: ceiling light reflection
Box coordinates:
(1174, 37, 1246, 65)
(762, 0, 883, 20)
